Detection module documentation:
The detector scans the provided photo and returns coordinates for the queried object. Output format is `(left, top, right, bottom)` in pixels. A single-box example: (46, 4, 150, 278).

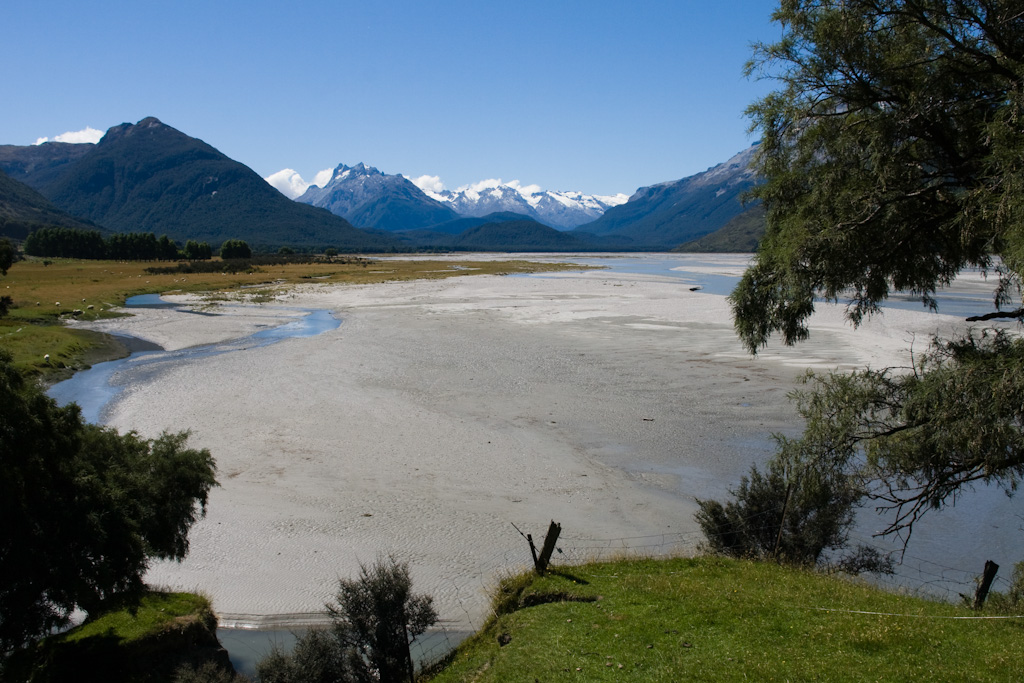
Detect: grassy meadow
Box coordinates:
(0, 255, 584, 376)
(426, 556, 1024, 682)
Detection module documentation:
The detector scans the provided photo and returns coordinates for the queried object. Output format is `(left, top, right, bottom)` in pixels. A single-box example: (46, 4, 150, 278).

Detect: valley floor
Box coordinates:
(69, 254, 987, 631)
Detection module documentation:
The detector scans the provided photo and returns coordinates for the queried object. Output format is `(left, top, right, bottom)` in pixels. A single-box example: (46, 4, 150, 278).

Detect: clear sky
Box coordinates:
(2, 0, 782, 197)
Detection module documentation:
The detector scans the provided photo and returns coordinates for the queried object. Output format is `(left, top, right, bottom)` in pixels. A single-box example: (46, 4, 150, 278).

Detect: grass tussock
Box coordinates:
(426, 556, 1024, 682)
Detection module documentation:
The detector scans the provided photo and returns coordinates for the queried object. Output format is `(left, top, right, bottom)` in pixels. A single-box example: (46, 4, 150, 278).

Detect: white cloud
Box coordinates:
(506, 179, 543, 196)
(407, 174, 446, 194)
(33, 126, 104, 145)
(460, 178, 504, 193)
(312, 168, 333, 188)
(265, 169, 310, 199)
(265, 167, 334, 198)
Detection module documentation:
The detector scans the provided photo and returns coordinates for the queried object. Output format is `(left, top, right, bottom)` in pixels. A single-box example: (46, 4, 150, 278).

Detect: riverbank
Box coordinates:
(60, 256, 988, 633)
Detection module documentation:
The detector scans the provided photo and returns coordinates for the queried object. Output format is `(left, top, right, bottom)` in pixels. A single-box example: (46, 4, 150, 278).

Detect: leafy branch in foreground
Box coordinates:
(792, 330, 1024, 541)
(725, 0, 1024, 548)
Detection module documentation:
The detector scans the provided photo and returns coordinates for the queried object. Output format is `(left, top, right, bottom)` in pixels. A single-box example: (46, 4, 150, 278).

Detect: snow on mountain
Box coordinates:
(411, 176, 628, 230)
(295, 162, 458, 231)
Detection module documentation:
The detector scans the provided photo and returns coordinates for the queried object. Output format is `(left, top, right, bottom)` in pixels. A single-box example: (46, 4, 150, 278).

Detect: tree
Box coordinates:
(728, 0, 1024, 539)
(0, 238, 13, 316)
(184, 240, 213, 260)
(219, 239, 251, 260)
(0, 238, 14, 275)
(0, 350, 218, 653)
(255, 557, 437, 683)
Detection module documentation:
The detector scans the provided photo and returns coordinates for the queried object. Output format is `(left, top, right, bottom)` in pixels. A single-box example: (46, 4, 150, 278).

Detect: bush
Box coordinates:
(696, 438, 890, 574)
(255, 557, 437, 683)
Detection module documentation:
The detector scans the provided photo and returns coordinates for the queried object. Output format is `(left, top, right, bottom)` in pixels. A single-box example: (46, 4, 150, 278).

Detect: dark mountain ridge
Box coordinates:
(2, 118, 396, 251)
(573, 145, 759, 249)
(0, 169, 101, 241)
(0, 141, 94, 190)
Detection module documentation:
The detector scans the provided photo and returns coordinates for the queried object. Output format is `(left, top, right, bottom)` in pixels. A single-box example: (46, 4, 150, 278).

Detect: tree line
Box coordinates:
(23, 226, 217, 261)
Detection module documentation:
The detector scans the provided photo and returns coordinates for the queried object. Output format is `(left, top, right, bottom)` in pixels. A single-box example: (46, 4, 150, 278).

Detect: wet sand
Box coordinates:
(73, 257, 981, 630)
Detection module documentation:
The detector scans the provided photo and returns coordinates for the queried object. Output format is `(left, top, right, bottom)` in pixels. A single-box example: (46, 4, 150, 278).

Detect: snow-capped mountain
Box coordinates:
(418, 179, 628, 230)
(296, 163, 458, 231)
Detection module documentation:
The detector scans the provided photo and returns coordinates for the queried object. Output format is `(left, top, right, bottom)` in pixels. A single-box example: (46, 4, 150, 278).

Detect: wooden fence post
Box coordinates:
(973, 560, 999, 609)
(535, 521, 562, 575)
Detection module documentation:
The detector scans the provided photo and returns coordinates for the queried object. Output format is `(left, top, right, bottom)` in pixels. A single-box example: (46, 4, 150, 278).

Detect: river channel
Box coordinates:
(44, 255, 1024, 674)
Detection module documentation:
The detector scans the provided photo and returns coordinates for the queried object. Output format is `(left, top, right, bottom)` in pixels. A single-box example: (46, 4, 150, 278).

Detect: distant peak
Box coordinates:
(330, 162, 383, 181)
(100, 116, 169, 145)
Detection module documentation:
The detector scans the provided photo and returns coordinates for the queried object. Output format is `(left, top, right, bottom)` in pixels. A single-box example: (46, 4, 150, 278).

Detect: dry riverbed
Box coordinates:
(69, 256, 981, 630)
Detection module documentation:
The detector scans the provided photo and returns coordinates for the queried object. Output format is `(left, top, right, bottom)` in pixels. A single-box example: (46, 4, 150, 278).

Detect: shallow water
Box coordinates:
(217, 627, 471, 678)
(47, 295, 340, 423)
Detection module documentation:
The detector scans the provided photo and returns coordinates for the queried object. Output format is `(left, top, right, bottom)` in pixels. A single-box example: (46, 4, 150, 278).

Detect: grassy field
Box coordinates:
(426, 556, 1024, 682)
(0, 255, 586, 377)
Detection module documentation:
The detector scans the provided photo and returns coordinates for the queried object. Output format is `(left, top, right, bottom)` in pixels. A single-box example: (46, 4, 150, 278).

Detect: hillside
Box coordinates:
(0, 169, 100, 240)
(427, 556, 1024, 682)
(575, 146, 759, 249)
(450, 219, 591, 251)
(18, 118, 397, 251)
(675, 203, 765, 252)
(0, 141, 94, 190)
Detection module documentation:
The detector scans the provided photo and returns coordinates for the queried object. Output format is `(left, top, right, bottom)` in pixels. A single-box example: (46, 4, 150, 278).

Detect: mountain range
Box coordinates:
(0, 116, 764, 253)
(297, 164, 459, 231)
(572, 146, 759, 249)
(0, 118, 395, 251)
(277, 148, 760, 249)
(421, 181, 627, 230)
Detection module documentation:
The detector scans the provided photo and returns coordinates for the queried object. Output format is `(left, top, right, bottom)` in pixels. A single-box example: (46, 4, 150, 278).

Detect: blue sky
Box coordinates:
(3, 0, 781, 197)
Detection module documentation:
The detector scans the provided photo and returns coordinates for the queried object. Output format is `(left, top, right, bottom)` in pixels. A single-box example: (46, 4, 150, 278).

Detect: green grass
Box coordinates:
(5, 591, 224, 683)
(58, 592, 214, 646)
(427, 556, 1024, 682)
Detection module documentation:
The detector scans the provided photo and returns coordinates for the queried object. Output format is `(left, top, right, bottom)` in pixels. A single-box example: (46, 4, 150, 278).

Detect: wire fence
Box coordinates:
(409, 518, 1020, 671)
(215, 516, 1019, 674)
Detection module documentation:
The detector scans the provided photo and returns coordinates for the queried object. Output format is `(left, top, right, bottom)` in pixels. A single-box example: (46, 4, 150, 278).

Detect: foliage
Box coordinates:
(727, 0, 1024, 540)
(0, 350, 218, 652)
(24, 226, 183, 260)
(427, 556, 1024, 682)
(219, 239, 252, 260)
(0, 237, 14, 275)
(256, 557, 437, 683)
(174, 660, 248, 683)
(733, 0, 1024, 349)
(0, 237, 12, 316)
(986, 561, 1024, 610)
(696, 444, 861, 567)
(785, 331, 1024, 537)
(184, 239, 213, 260)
